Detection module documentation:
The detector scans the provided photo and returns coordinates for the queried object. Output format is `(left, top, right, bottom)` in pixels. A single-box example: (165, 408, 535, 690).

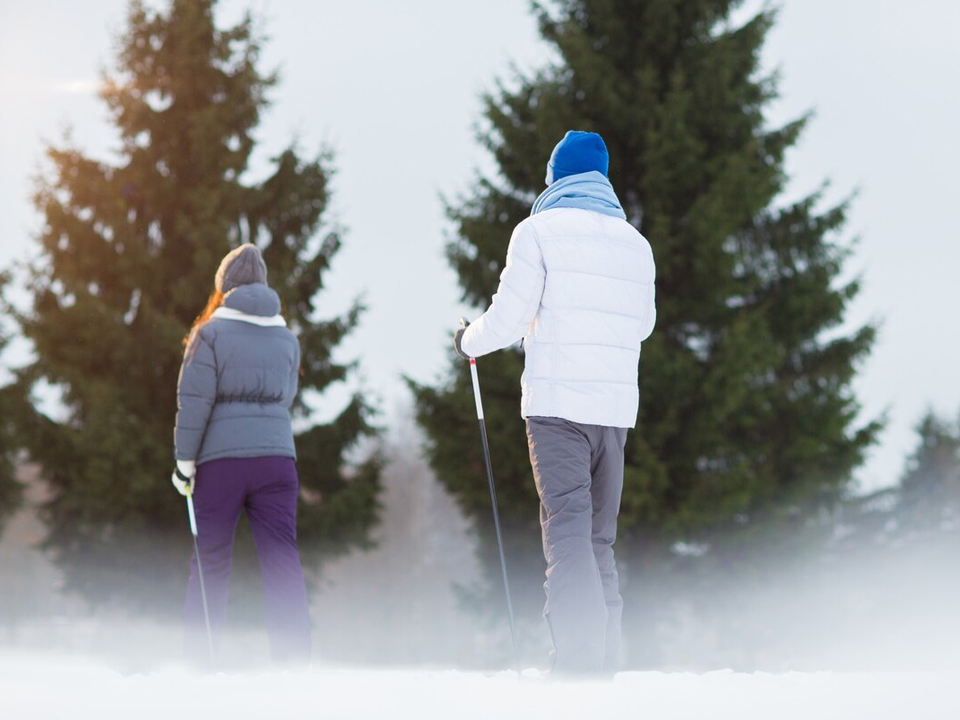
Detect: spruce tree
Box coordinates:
(896, 412, 960, 536)
(6, 0, 379, 610)
(839, 411, 960, 553)
(0, 275, 23, 533)
(413, 0, 878, 650)
(0, 387, 19, 534)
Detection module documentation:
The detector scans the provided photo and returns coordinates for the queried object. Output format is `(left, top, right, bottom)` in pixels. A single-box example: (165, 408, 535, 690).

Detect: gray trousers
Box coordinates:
(526, 416, 627, 674)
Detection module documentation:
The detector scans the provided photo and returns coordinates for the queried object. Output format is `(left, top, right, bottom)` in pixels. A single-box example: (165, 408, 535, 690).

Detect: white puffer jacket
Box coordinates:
(461, 207, 656, 429)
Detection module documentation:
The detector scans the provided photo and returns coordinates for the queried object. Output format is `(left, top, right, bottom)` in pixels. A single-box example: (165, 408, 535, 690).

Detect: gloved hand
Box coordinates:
(454, 318, 471, 361)
(171, 459, 196, 496)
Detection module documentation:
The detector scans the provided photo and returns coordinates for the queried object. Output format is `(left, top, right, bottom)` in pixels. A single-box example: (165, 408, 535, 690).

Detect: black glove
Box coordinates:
(454, 318, 471, 360)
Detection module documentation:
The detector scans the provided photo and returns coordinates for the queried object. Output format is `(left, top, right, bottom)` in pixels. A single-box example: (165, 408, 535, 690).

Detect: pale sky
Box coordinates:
(1, 0, 957, 494)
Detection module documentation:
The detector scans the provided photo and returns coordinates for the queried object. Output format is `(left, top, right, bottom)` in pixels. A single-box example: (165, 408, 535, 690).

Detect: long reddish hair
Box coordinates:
(183, 289, 225, 348)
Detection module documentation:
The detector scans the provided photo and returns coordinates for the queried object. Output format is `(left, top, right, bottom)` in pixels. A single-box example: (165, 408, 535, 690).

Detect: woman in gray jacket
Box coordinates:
(172, 243, 310, 665)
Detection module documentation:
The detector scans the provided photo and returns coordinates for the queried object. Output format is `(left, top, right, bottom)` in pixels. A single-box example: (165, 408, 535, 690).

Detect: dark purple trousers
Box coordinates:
(184, 456, 311, 665)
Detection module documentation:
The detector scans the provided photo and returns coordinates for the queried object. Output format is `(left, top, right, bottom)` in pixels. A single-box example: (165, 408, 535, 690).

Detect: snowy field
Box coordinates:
(1, 653, 957, 720)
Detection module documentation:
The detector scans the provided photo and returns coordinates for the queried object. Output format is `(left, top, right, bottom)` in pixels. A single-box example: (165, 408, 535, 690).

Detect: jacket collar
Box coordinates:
(212, 306, 286, 327)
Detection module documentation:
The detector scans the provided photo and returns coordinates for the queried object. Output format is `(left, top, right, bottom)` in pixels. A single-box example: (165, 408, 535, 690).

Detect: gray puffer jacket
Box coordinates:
(175, 283, 300, 464)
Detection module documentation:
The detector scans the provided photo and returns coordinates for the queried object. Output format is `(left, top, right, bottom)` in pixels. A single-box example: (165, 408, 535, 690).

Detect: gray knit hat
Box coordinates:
(215, 244, 267, 293)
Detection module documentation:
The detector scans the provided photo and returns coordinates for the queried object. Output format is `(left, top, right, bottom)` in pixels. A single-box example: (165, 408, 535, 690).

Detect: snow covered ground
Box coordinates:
(1, 653, 956, 720)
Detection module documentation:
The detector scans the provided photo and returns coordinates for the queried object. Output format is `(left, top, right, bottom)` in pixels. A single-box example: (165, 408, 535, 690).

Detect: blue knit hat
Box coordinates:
(545, 130, 610, 185)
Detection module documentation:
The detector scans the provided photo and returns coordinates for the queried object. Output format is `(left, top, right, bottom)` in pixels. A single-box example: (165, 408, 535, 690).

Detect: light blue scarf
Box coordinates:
(531, 170, 626, 219)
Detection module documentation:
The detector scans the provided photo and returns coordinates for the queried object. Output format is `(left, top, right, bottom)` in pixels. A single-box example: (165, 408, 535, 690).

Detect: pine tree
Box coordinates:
(412, 0, 879, 652)
(897, 412, 960, 536)
(6, 0, 379, 610)
(837, 411, 960, 553)
(0, 386, 19, 534)
(0, 274, 24, 534)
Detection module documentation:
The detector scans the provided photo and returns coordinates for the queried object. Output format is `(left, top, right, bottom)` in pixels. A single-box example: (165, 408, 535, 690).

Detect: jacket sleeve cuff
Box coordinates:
(460, 323, 480, 358)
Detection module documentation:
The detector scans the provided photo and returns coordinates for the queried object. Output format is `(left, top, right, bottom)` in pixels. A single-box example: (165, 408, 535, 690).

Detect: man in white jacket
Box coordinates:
(455, 130, 656, 676)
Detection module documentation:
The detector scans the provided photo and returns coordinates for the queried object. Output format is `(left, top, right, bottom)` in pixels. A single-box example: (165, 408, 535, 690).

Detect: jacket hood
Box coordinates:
(222, 283, 282, 317)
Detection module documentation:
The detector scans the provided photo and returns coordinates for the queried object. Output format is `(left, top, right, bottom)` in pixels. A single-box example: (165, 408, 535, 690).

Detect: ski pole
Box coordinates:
(460, 319, 521, 670)
(185, 486, 215, 669)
